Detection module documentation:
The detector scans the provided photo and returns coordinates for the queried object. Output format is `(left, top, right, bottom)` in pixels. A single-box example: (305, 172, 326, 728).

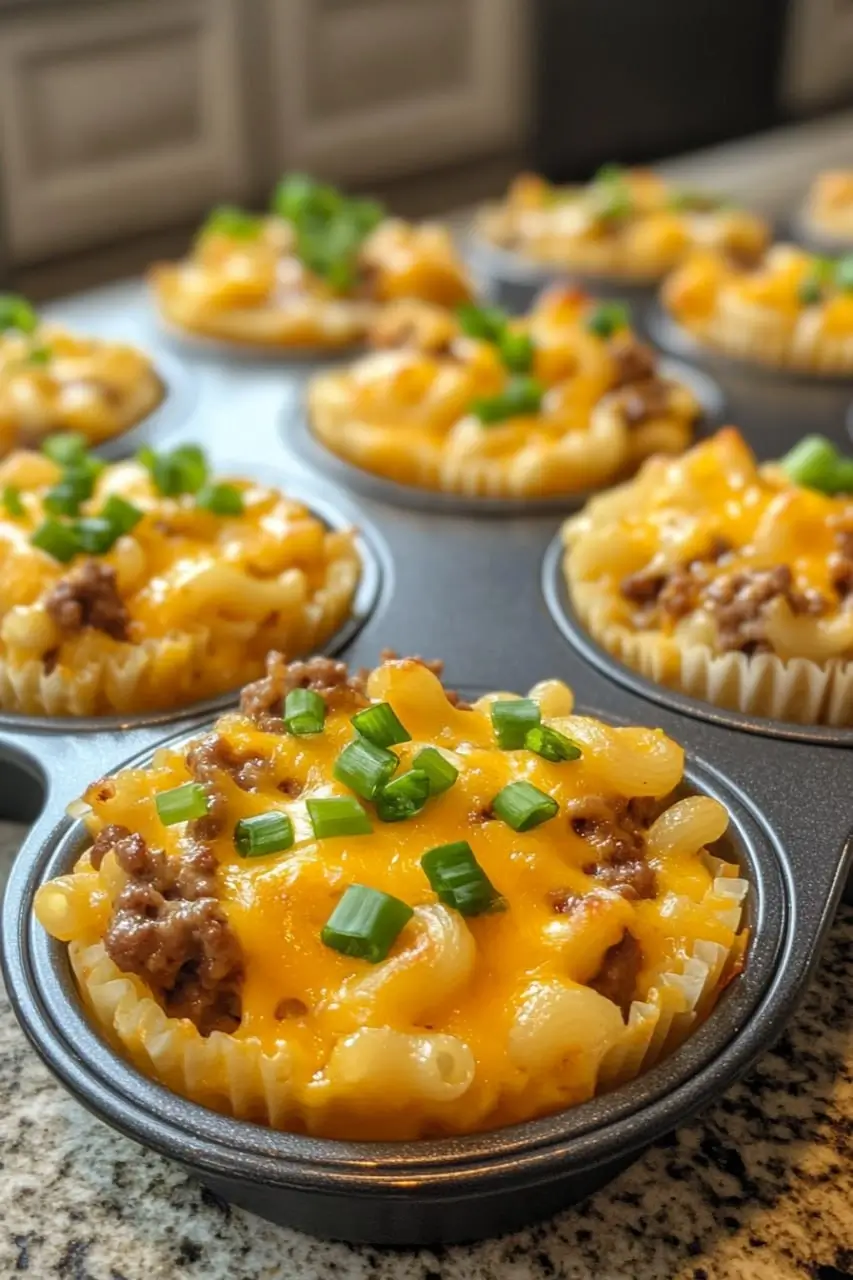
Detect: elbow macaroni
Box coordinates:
(35, 656, 748, 1140)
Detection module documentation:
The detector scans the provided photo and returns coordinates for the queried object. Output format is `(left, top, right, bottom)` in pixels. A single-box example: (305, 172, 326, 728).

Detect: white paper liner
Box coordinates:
(0, 548, 359, 717)
(568, 576, 853, 726)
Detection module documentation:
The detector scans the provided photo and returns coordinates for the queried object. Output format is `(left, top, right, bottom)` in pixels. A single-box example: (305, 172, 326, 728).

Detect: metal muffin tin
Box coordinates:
(3, 274, 853, 1246)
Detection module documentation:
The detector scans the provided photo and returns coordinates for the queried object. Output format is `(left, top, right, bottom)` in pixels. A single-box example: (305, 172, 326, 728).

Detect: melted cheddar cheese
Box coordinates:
(476, 169, 769, 280)
(802, 171, 853, 242)
(308, 289, 700, 499)
(150, 215, 472, 351)
(0, 450, 359, 716)
(35, 659, 747, 1139)
(0, 325, 163, 454)
(663, 245, 853, 374)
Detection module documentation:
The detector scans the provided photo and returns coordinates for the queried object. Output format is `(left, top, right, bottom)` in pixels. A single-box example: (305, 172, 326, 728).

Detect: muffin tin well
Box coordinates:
(1, 269, 852, 1246)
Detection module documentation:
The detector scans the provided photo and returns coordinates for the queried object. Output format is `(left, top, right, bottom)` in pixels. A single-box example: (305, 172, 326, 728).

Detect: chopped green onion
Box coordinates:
(585, 301, 631, 339)
(44, 476, 89, 517)
(456, 302, 508, 344)
(836, 254, 853, 292)
(139, 444, 208, 497)
(2, 486, 24, 518)
(307, 795, 373, 838)
(273, 173, 343, 223)
(155, 781, 210, 825)
(351, 701, 411, 748)
(491, 780, 559, 832)
(829, 458, 853, 493)
(421, 840, 504, 916)
(333, 737, 398, 801)
(590, 165, 633, 221)
(593, 163, 626, 185)
(195, 482, 245, 516)
(666, 188, 723, 213)
(411, 747, 458, 796)
(41, 432, 89, 467)
(491, 698, 541, 750)
(524, 725, 582, 763)
(779, 435, 841, 491)
(498, 330, 535, 374)
(0, 294, 38, 335)
(73, 516, 117, 555)
(30, 518, 80, 563)
(200, 205, 263, 240)
(234, 811, 294, 858)
(25, 344, 52, 366)
(100, 494, 143, 537)
(375, 769, 430, 822)
(283, 688, 326, 736)
(797, 276, 824, 306)
(471, 375, 544, 425)
(321, 884, 412, 963)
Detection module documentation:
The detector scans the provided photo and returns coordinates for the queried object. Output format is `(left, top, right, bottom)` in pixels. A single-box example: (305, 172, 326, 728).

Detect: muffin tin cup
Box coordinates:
(11, 696, 850, 1246)
(93, 347, 200, 461)
(283, 358, 726, 516)
(465, 232, 661, 318)
(158, 318, 366, 370)
(2, 274, 853, 1245)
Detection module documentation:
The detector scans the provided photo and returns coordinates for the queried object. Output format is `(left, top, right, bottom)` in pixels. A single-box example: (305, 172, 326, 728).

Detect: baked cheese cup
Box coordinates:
(662, 244, 853, 376)
(307, 289, 702, 500)
(562, 428, 853, 726)
(0, 294, 164, 455)
(150, 176, 472, 354)
(34, 652, 747, 1140)
(0, 437, 360, 717)
(798, 171, 853, 251)
(474, 168, 769, 284)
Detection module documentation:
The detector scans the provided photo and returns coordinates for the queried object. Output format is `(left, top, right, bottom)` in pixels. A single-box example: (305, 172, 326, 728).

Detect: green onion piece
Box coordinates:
(139, 444, 208, 497)
(0, 294, 38, 335)
(490, 698, 541, 749)
(283, 688, 326, 736)
(26, 344, 52, 366)
(829, 458, 853, 494)
(421, 840, 504, 916)
(273, 173, 342, 223)
(836, 254, 853, 292)
(100, 494, 143, 537)
(590, 165, 633, 221)
(234, 811, 294, 858)
(73, 516, 117, 555)
(797, 276, 824, 306)
(456, 302, 508, 343)
(41, 432, 89, 467)
(411, 747, 458, 796)
(524, 725, 582, 763)
(779, 435, 841, 491)
(471, 375, 544, 425)
(200, 205, 263, 240)
(30, 518, 80, 563)
(491, 780, 559, 832)
(154, 781, 210, 825)
(666, 188, 723, 212)
(351, 701, 411, 748)
(2, 486, 24, 518)
(44, 475, 90, 517)
(375, 769, 430, 823)
(333, 737, 398, 801)
(593, 162, 626, 185)
(321, 884, 412, 963)
(195, 482, 245, 516)
(585, 301, 631, 339)
(498, 330, 535, 374)
(307, 795, 373, 838)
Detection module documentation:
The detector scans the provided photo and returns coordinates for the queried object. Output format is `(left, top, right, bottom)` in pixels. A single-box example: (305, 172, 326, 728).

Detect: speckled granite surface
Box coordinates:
(1, 824, 851, 1280)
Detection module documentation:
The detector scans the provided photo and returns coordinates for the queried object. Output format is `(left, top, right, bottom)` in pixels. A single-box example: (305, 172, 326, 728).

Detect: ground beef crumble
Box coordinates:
(44, 560, 129, 642)
(239, 650, 470, 729)
(567, 795, 659, 900)
(589, 931, 643, 1018)
(92, 824, 243, 1035)
(608, 334, 658, 387)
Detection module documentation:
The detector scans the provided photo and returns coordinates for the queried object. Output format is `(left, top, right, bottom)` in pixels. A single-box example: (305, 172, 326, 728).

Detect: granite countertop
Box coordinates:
(1, 824, 851, 1280)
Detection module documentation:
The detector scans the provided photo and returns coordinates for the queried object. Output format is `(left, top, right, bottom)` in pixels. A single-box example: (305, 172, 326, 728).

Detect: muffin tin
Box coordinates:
(2, 271, 853, 1247)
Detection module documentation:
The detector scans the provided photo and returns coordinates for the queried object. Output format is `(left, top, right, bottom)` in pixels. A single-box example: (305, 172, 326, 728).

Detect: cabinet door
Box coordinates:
(264, 0, 526, 185)
(0, 0, 252, 263)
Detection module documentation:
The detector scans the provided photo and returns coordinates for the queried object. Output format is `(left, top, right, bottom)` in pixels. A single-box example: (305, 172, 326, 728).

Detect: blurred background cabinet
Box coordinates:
(0, 0, 527, 270)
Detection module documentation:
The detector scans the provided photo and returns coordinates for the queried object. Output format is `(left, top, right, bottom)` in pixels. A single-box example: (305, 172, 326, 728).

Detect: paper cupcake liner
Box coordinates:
(569, 576, 853, 725)
(665, 300, 853, 376)
(0, 550, 359, 717)
(65, 858, 745, 1135)
(308, 378, 695, 500)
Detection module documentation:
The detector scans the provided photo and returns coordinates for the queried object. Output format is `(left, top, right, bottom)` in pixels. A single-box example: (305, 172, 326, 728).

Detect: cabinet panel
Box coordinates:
(0, 0, 251, 263)
(266, 0, 526, 184)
